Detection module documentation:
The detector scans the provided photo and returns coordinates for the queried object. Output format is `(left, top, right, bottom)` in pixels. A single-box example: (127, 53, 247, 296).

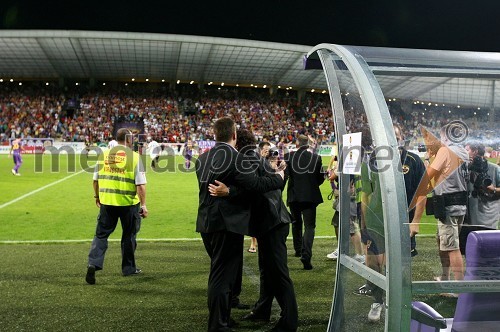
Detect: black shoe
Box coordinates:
(242, 312, 271, 322)
(300, 258, 313, 270)
(232, 302, 250, 310)
(86, 265, 96, 285)
(228, 318, 239, 328)
(123, 269, 142, 276)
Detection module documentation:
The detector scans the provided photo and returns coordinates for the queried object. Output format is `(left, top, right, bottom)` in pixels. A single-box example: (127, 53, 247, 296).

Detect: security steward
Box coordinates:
(86, 128, 148, 285)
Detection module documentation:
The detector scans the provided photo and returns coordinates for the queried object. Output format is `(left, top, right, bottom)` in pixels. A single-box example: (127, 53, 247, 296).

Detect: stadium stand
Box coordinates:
(1, 83, 498, 152)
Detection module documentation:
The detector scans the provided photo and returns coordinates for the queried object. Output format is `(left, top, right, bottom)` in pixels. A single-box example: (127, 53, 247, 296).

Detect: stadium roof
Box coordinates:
(1, 30, 500, 110)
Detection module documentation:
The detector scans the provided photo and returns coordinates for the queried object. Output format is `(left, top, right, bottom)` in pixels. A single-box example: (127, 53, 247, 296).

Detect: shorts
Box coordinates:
(331, 211, 359, 235)
(437, 215, 464, 251)
(361, 228, 385, 255)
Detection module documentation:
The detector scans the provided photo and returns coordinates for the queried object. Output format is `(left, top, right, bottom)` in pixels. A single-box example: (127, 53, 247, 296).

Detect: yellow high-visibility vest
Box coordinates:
(97, 147, 139, 206)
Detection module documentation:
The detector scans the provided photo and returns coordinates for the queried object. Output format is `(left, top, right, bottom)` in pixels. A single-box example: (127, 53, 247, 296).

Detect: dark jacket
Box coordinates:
(284, 146, 325, 206)
(246, 150, 292, 236)
(195, 142, 284, 235)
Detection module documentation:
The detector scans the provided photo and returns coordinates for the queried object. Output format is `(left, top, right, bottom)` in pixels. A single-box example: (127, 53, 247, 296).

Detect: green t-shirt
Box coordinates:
(361, 160, 385, 239)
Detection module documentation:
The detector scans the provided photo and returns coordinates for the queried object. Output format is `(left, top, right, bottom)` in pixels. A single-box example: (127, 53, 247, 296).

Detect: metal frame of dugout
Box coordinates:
(304, 44, 500, 332)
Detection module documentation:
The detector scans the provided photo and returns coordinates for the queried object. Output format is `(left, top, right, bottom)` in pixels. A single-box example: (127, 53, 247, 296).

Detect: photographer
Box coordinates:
(460, 143, 500, 253)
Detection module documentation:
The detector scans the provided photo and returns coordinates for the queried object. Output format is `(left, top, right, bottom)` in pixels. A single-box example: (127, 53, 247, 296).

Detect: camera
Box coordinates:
(269, 149, 279, 157)
(469, 156, 492, 198)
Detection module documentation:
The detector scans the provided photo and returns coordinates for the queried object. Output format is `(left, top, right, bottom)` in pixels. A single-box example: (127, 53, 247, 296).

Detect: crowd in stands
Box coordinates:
(1, 84, 498, 149)
(0, 85, 335, 146)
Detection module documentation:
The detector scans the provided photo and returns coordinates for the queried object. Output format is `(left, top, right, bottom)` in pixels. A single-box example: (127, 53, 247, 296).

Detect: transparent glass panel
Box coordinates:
(325, 54, 390, 330)
(341, 268, 385, 332)
(314, 45, 500, 332)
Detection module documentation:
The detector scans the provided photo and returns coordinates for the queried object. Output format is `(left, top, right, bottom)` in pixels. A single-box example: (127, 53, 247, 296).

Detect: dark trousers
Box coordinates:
(289, 202, 317, 261)
(88, 204, 141, 275)
(201, 231, 244, 332)
(459, 224, 493, 256)
(231, 256, 243, 307)
(253, 223, 298, 331)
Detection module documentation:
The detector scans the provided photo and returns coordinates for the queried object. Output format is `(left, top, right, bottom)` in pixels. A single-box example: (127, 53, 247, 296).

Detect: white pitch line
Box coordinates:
(1, 236, 336, 245)
(0, 234, 435, 245)
(0, 238, 204, 244)
(0, 170, 85, 210)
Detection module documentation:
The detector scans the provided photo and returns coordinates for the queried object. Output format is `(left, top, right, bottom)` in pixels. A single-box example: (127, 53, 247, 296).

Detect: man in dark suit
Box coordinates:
(246, 151, 298, 331)
(285, 135, 325, 270)
(209, 131, 298, 331)
(196, 117, 285, 332)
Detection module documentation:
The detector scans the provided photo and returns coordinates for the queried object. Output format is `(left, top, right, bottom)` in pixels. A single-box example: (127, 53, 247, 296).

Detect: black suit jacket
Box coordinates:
(195, 142, 284, 235)
(240, 150, 292, 236)
(284, 146, 325, 206)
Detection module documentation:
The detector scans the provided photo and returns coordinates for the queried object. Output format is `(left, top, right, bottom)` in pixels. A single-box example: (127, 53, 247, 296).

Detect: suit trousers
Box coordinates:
(253, 222, 298, 331)
(201, 231, 244, 332)
(231, 255, 243, 306)
(289, 202, 317, 261)
(88, 204, 141, 275)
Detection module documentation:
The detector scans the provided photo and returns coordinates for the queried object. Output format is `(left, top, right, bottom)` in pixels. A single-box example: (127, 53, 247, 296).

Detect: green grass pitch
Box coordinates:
(0, 154, 449, 331)
(0, 154, 437, 242)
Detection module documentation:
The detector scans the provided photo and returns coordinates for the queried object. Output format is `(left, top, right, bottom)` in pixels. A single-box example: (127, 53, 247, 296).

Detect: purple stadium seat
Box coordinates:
(411, 230, 500, 332)
(451, 230, 500, 331)
(411, 301, 447, 332)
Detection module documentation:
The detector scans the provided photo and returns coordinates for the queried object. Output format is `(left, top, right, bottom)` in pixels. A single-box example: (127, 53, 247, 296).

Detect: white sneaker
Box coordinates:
(326, 249, 339, 260)
(354, 254, 365, 264)
(368, 302, 383, 322)
(11, 169, 16, 175)
(15, 173, 21, 176)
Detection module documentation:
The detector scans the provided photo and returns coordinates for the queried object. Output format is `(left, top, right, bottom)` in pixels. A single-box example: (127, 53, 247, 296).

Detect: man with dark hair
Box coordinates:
(394, 124, 428, 252)
(195, 117, 285, 332)
(461, 142, 500, 253)
(210, 129, 298, 331)
(285, 134, 325, 270)
(258, 141, 272, 159)
(86, 128, 148, 285)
